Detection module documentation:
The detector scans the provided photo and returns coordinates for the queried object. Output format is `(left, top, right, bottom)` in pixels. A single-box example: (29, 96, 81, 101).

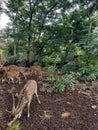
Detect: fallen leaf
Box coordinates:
(61, 112, 71, 118)
(91, 105, 97, 109)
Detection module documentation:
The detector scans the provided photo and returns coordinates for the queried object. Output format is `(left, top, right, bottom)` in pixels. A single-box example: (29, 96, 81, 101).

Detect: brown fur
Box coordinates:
(30, 65, 43, 77)
(7, 80, 40, 126)
(2, 71, 21, 84)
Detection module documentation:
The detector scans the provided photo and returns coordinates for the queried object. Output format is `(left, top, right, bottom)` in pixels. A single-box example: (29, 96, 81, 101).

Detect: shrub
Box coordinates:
(79, 67, 97, 82)
(86, 73, 96, 82)
(46, 72, 76, 92)
(47, 65, 58, 73)
(6, 53, 26, 66)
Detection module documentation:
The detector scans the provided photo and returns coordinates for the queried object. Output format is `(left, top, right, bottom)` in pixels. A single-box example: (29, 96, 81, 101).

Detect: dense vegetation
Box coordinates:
(0, 1, 98, 130)
(0, 0, 98, 81)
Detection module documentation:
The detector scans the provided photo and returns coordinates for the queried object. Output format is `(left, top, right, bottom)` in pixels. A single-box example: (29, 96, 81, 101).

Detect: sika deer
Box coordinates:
(7, 80, 41, 126)
(30, 65, 44, 78)
(2, 71, 21, 84)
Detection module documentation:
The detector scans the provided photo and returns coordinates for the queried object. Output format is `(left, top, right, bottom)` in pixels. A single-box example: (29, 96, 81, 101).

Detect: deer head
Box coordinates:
(0, 57, 6, 67)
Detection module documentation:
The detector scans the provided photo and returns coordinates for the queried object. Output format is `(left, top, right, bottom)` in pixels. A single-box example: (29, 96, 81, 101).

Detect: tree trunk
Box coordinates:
(26, 0, 33, 67)
(26, 35, 31, 67)
(14, 36, 19, 64)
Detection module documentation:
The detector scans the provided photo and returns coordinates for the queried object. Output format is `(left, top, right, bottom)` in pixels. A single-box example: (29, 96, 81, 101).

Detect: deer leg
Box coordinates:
(35, 93, 41, 104)
(16, 76, 21, 84)
(39, 72, 42, 79)
(11, 77, 14, 84)
(18, 111, 22, 118)
(30, 70, 33, 76)
(35, 70, 38, 75)
(22, 73, 27, 80)
(20, 72, 26, 79)
(8, 78, 11, 84)
(27, 101, 31, 118)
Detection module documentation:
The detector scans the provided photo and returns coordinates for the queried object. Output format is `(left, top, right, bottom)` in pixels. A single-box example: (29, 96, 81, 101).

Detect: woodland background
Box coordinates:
(0, 0, 98, 82)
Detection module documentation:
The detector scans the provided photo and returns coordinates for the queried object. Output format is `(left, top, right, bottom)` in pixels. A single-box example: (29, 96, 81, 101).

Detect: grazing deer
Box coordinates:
(0, 59, 28, 80)
(7, 80, 41, 126)
(8, 66, 28, 80)
(2, 71, 21, 84)
(30, 65, 43, 78)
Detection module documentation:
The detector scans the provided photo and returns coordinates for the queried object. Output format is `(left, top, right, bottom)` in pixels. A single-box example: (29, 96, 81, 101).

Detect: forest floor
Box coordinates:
(0, 73, 98, 130)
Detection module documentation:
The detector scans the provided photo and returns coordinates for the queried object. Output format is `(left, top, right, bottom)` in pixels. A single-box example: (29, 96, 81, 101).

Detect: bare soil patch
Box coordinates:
(0, 75, 98, 130)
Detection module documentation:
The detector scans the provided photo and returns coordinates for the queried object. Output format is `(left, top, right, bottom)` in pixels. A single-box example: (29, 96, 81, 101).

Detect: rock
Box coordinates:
(77, 77, 86, 83)
(92, 81, 98, 88)
(88, 86, 94, 89)
(78, 84, 87, 90)
(80, 91, 91, 96)
(91, 105, 97, 109)
(39, 87, 46, 92)
(46, 88, 52, 93)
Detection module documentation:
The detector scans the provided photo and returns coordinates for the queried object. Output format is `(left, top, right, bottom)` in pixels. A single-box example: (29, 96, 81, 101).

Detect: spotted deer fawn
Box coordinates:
(30, 65, 44, 78)
(7, 80, 41, 126)
(2, 71, 21, 84)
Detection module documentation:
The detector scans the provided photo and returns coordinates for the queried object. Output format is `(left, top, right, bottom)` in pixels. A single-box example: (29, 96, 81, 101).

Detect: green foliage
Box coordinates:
(79, 67, 94, 76)
(7, 122, 21, 130)
(86, 73, 96, 82)
(7, 53, 26, 66)
(94, 69, 98, 78)
(7, 55, 16, 64)
(47, 72, 76, 92)
(1, 0, 98, 82)
(64, 72, 76, 91)
(8, 42, 14, 55)
(77, 66, 97, 82)
(61, 61, 79, 74)
(47, 65, 58, 73)
(50, 76, 67, 92)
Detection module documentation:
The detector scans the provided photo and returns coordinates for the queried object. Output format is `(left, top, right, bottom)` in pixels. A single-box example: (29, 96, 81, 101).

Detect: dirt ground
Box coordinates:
(0, 74, 98, 130)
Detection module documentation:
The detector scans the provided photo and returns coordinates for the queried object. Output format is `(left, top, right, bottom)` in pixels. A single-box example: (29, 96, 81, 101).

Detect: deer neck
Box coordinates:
(13, 98, 27, 116)
(11, 93, 16, 114)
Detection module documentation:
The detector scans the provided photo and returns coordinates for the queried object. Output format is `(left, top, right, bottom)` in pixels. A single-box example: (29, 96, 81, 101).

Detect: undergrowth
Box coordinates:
(7, 122, 21, 130)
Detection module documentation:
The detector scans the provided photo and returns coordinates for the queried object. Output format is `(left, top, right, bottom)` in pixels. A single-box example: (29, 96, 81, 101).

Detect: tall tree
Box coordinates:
(4, 0, 98, 69)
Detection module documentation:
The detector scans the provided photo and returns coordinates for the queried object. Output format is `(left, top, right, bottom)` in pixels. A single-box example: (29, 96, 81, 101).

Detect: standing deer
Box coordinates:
(7, 80, 41, 126)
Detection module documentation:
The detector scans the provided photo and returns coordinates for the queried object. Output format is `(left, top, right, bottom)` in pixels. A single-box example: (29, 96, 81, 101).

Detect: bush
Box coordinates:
(61, 62, 79, 74)
(51, 76, 67, 92)
(79, 67, 97, 82)
(79, 67, 94, 76)
(47, 65, 58, 73)
(86, 73, 96, 82)
(46, 72, 76, 92)
(6, 53, 26, 66)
